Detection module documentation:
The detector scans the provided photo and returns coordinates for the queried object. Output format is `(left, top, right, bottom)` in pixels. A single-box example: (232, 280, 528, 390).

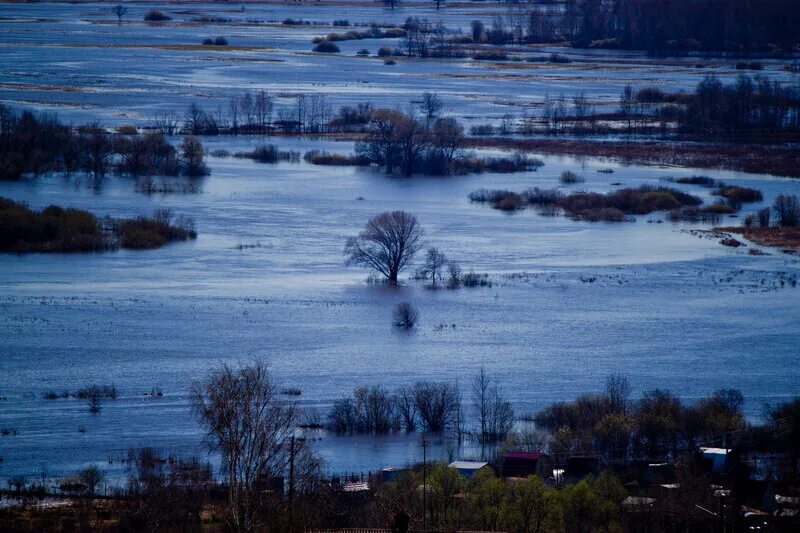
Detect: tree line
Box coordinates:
(0, 105, 208, 183)
(7, 361, 797, 532)
(500, 0, 799, 55)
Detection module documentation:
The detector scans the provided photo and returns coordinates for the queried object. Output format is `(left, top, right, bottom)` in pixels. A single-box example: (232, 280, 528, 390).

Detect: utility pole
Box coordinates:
(421, 437, 427, 532)
(289, 435, 295, 533)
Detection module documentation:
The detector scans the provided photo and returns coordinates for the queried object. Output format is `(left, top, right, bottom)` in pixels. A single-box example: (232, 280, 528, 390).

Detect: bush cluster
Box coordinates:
(469, 185, 703, 221)
(0, 199, 196, 253)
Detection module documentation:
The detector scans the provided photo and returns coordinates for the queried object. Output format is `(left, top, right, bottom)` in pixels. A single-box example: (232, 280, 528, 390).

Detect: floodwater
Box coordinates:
(2, 139, 799, 481)
(1, 2, 796, 128)
(1, 2, 799, 484)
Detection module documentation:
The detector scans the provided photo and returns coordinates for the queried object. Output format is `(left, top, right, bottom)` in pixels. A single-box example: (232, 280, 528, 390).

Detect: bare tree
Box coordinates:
(417, 247, 448, 288)
(111, 5, 128, 24)
(191, 360, 299, 532)
(239, 92, 255, 129)
(619, 84, 636, 132)
(446, 260, 462, 288)
(473, 367, 491, 445)
(605, 373, 631, 414)
(355, 109, 404, 174)
(395, 386, 417, 431)
(344, 211, 424, 285)
(430, 117, 464, 172)
(414, 381, 461, 432)
(774, 194, 800, 227)
(471, 20, 485, 43)
(180, 135, 208, 176)
(473, 367, 514, 444)
(421, 91, 443, 126)
(254, 90, 273, 133)
(228, 95, 240, 134)
(395, 114, 425, 177)
(183, 102, 207, 135)
(154, 112, 178, 135)
(392, 302, 419, 329)
(78, 465, 105, 495)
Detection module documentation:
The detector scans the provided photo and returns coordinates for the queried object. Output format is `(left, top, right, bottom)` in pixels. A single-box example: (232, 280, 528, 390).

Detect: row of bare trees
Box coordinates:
(0, 105, 208, 183)
(155, 92, 335, 137)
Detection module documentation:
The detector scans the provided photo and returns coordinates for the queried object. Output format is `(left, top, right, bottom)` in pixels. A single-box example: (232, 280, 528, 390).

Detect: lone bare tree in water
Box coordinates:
(191, 360, 299, 532)
(345, 211, 424, 285)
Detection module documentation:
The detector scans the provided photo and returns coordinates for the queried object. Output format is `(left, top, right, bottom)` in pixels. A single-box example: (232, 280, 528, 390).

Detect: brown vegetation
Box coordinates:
(0, 199, 195, 253)
(718, 226, 800, 253)
(469, 185, 702, 222)
(465, 137, 800, 178)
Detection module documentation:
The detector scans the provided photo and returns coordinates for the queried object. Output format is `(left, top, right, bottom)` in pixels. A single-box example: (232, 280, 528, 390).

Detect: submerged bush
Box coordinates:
(560, 171, 585, 184)
(144, 10, 171, 22)
(714, 185, 763, 205)
(674, 175, 716, 187)
(303, 150, 369, 166)
(235, 144, 300, 163)
(392, 302, 418, 329)
(118, 209, 196, 250)
(0, 198, 111, 252)
(469, 185, 702, 221)
(569, 207, 627, 222)
(313, 41, 341, 53)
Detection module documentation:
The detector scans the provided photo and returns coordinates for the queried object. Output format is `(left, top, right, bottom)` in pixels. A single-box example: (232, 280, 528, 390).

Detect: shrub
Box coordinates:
(549, 53, 572, 63)
(758, 207, 771, 227)
(377, 46, 393, 57)
(144, 9, 171, 22)
(666, 207, 721, 223)
(118, 209, 196, 249)
(461, 272, 490, 287)
(523, 187, 563, 205)
(635, 86, 666, 103)
(357, 48, 370, 56)
(715, 185, 763, 204)
(116, 124, 138, 135)
(213, 36, 228, 46)
(773, 194, 800, 227)
(735, 61, 763, 70)
(392, 302, 418, 329)
(494, 193, 526, 211)
(0, 198, 111, 252)
(74, 384, 118, 400)
(303, 150, 369, 166)
(570, 207, 627, 222)
(638, 190, 681, 212)
(333, 19, 350, 27)
(236, 145, 300, 163)
(202, 38, 214, 45)
(470, 124, 495, 135)
(313, 41, 340, 53)
(473, 51, 508, 61)
(675, 175, 716, 186)
(560, 170, 584, 184)
(699, 203, 736, 214)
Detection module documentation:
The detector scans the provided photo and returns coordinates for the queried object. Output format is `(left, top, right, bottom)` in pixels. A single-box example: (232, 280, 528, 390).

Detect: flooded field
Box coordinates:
(1, 2, 799, 484)
(1, 2, 796, 128)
